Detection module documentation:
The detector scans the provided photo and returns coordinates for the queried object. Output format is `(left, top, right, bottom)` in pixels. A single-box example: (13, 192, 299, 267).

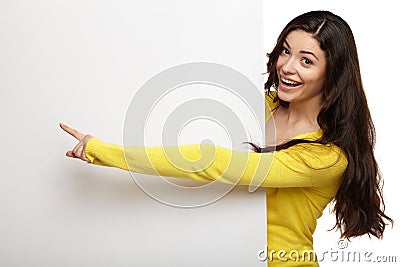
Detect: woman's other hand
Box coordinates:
(60, 123, 93, 163)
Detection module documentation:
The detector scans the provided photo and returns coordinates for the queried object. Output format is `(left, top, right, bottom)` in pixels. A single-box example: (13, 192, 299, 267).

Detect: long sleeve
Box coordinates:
(85, 135, 348, 188)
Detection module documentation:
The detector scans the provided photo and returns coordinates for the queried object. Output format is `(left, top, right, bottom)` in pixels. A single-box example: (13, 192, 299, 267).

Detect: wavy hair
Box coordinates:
(261, 10, 392, 238)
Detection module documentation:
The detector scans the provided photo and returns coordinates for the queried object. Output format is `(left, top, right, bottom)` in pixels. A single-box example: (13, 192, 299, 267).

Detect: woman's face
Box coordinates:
(276, 29, 327, 105)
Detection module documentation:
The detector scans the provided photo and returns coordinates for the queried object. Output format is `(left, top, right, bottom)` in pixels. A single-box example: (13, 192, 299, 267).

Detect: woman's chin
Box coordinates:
(277, 89, 295, 103)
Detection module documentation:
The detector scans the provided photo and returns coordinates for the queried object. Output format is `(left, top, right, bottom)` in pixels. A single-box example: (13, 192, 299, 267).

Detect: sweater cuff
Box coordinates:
(85, 137, 103, 163)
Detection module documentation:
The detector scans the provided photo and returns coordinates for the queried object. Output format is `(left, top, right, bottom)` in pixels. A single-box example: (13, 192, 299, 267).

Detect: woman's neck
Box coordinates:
(282, 97, 322, 131)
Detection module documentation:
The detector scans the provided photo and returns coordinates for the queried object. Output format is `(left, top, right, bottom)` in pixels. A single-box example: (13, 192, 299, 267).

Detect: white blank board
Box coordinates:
(0, 1, 267, 266)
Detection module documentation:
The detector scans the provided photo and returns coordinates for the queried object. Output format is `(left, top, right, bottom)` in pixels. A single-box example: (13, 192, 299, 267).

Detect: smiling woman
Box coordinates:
(61, 10, 393, 267)
(277, 30, 327, 106)
(267, 29, 328, 142)
(259, 10, 394, 265)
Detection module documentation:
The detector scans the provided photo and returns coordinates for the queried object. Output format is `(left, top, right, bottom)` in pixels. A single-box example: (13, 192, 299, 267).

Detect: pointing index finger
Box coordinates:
(60, 123, 85, 141)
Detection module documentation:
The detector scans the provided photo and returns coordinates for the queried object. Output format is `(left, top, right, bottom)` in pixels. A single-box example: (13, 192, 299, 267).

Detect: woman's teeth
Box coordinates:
(281, 77, 301, 86)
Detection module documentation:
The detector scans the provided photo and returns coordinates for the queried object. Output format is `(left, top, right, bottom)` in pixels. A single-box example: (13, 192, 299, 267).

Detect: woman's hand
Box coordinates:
(60, 123, 93, 163)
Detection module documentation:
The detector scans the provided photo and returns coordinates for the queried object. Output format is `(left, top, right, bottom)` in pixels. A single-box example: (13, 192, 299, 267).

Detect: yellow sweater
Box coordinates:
(85, 93, 348, 266)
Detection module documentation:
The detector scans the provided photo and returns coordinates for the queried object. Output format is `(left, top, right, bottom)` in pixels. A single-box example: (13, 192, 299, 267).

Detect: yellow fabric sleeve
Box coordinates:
(85, 134, 347, 188)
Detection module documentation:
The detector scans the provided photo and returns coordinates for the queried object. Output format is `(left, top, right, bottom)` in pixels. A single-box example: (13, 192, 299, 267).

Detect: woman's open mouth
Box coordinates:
(281, 77, 302, 87)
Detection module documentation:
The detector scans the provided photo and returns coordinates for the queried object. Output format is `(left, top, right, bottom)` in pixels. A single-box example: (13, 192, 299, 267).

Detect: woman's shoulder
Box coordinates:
(265, 90, 279, 122)
(265, 90, 279, 109)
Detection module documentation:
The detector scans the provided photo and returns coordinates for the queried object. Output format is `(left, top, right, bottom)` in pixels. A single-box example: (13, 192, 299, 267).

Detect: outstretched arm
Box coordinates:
(60, 123, 348, 188)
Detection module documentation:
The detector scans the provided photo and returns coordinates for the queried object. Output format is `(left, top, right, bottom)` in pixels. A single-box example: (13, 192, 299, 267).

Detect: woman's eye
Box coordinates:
(302, 58, 312, 65)
(281, 48, 289, 54)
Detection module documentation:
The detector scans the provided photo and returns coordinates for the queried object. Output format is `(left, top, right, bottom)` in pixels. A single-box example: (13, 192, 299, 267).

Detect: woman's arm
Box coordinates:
(61, 123, 348, 188)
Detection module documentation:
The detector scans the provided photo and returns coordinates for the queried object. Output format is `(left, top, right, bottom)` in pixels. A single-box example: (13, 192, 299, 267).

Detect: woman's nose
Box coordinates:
(281, 57, 296, 74)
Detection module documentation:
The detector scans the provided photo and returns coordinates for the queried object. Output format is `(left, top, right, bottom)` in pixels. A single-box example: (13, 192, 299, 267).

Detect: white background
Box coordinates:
(263, 1, 399, 266)
(0, 0, 398, 267)
(0, 1, 266, 267)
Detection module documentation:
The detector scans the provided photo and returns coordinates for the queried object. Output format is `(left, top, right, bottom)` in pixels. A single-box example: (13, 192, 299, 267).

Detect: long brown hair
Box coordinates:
(261, 11, 393, 238)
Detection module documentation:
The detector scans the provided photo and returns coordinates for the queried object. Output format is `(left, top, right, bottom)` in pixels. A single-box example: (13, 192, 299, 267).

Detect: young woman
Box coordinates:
(61, 11, 392, 266)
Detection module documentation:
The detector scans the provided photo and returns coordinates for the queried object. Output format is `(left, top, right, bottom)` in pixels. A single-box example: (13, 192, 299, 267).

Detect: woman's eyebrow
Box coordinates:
(283, 40, 320, 61)
(283, 40, 291, 48)
(300, 50, 319, 61)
